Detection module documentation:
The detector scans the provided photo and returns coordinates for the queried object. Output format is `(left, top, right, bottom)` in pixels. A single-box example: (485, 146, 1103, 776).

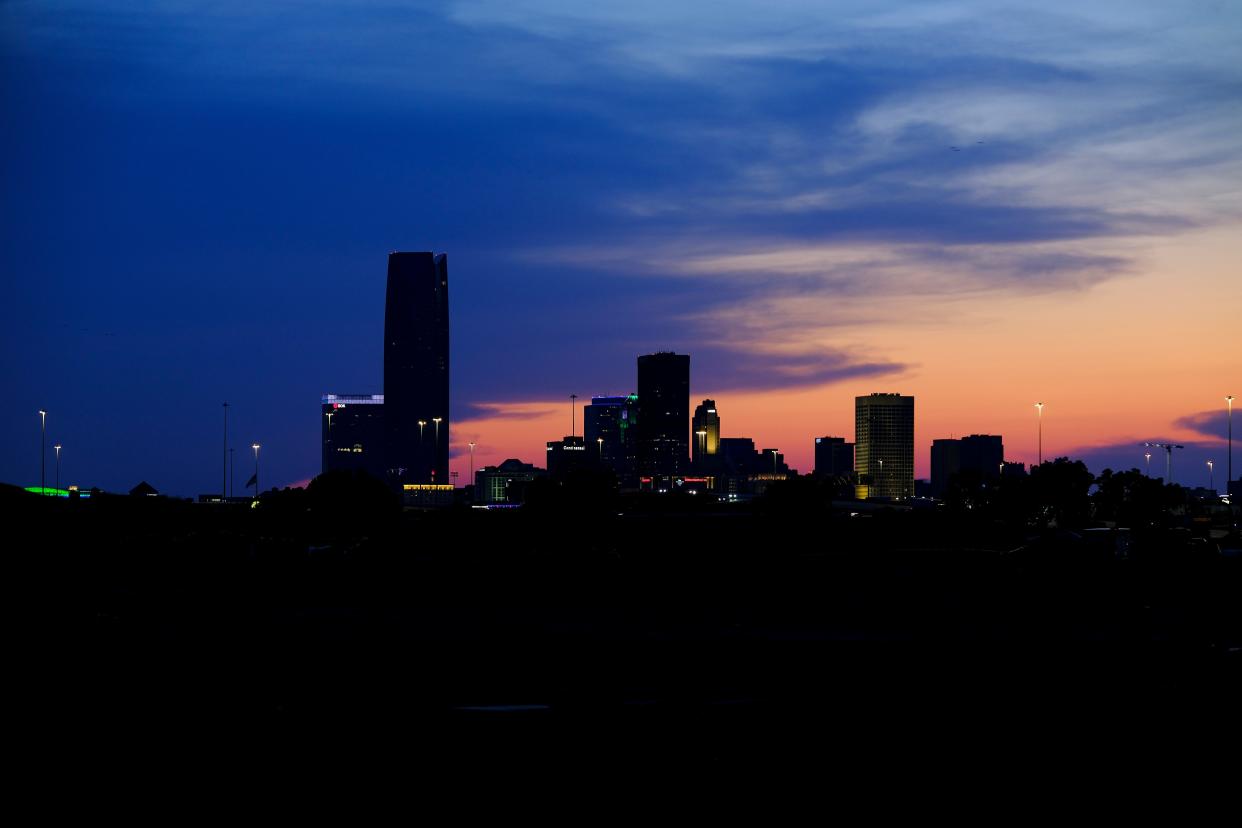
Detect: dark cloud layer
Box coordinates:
(1173, 409, 1232, 442)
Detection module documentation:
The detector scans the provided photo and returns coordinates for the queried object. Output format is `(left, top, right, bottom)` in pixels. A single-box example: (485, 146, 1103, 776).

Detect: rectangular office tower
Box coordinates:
(637, 352, 690, 478)
(321, 394, 386, 480)
(814, 436, 854, 478)
(855, 393, 915, 499)
(384, 252, 449, 485)
(585, 394, 639, 480)
(931, 434, 1004, 497)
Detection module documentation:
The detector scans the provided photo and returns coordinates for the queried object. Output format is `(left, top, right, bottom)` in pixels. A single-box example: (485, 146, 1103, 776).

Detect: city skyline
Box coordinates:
(3, 2, 1240, 496)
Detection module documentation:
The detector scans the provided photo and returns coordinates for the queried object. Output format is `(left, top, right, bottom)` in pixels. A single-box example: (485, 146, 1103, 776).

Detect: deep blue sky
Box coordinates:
(3, 2, 1239, 494)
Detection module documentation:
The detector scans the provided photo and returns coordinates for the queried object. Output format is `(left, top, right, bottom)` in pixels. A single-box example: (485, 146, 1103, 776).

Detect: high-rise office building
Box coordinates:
(384, 252, 449, 485)
(814, 436, 854, 478)
(930, 438, 961, 498)
(321, 394, 386, 480)
(855, 393, 914, 499)
(931, 434, 1004, 497)
(636, 352, 690, 478)
(584, 394, 639, 480)
(692, 399, 721, 467)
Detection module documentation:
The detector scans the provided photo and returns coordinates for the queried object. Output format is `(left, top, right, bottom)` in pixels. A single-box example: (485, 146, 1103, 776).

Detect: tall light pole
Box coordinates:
(772, 449, 780, 475)
(878, 457, 884, 495)
(1227, 396, 1234, 488)
(1207, 460, 1214, 492)
(1034, 402, 1044, 467)
(229, 448, 235, 498)
(417, 420, 428, 482)
(251, 443, 260, 499)
(325, 410, 334, 458)
(1145, 451, 1152, 477)
(468, 441, 476, 488)
(222, 402, 229, 499)
(54, 443, 62, 492)
(38, 410, 46, 494)
(570, 394, 578, 438)
(597, 437, 604, 465)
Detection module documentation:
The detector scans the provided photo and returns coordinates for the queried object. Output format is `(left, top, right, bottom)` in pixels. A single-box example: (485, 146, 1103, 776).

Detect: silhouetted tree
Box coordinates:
(305, 469, 400, 536)
(1030, 458, 1094, 528)
(1092, 468, 1174, 527)
(523, 467, 619, 514)
(756, 474, 833, 516)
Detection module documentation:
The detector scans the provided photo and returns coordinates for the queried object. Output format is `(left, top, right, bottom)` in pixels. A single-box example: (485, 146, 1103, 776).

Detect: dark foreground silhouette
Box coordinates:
(13, 480, 1242, 785)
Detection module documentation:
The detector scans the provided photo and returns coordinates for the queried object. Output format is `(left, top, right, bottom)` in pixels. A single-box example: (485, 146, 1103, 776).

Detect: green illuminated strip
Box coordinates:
(25, 486, 71, 497)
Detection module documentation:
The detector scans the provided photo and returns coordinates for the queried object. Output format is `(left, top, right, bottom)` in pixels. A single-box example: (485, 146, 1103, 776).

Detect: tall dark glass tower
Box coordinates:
(637, 352, 690, 478)
(384, 252, 449, 485)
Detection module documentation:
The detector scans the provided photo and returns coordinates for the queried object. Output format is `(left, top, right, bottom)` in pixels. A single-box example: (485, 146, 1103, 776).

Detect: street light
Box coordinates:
(468, 441, 476, 488)
(771, 449, 780, 475)
(1034, 402, 1044, 466)
(54, 443, 62, 492)
(251, 443, 261, 499)
(418, 420, 427, 443)
(597, 437, 604, 464)
(1145, 452, 1152, 477)
(570, 394, 578, 438)
(1207, 460, 1214, 492)
(38, 410, 46, 494)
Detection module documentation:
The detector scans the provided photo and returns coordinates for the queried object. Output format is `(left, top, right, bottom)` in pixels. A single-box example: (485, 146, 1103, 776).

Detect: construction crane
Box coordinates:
(1143, 442, 1184, 483)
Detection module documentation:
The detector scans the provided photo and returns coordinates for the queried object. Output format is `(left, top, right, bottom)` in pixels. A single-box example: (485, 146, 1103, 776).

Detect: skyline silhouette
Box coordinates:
(2, 2, 1239, 496)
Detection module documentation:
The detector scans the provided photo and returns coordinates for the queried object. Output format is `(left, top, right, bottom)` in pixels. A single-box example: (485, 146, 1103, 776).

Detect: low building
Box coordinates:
(402, 483, 455, 509)
(546, 436, 588, 478)
(475, 459, 547, 504)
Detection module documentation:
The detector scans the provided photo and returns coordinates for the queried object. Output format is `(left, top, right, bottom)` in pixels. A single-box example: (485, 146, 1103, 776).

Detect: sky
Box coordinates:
(2, 0, 1239, 496)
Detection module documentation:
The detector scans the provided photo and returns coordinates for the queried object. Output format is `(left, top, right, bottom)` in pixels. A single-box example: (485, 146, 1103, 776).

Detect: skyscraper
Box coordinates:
(384, 252, 449, 485)
(855, 393, 914, 499)
(584, 394, 639, 480)
(692, 399, 720, 468)
(637, 352, 690, 479)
